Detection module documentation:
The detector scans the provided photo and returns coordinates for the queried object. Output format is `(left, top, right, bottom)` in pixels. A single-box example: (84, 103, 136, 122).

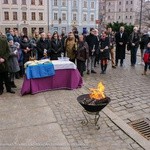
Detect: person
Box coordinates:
(142, 42, 150, 75)
(0, 35, 15, 95)
(64, 31, 77, 63)
(115, 26, 128, 66)
(7, 39, 20, 88)
(15, 42, 23, 78)
(50, 32, 62, 60)
(139, 30, 149, 65)
(86, 28, 97, 74)
(76, 34, 89, 76)
(47, 32, 52, 41)
(20, 35, 32, 64)
(107, 28, 116, 68)
(94, 29, 100, 67)
(127, 27, 140, 66)
(99, 32, 110, 74)
(36, 32, 51, 60)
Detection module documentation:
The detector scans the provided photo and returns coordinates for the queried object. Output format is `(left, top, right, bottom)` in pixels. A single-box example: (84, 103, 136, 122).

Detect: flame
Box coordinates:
(89, 82, 106, 100)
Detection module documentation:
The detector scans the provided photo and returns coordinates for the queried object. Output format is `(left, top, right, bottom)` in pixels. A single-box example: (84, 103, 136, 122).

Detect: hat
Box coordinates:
(7, 35, 13, 42)
(14, 42, 20, 47)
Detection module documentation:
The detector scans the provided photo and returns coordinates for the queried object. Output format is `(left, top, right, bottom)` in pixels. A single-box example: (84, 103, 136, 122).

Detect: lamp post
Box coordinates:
(139, 0, 143, 32)
(47, 0, 50, 32)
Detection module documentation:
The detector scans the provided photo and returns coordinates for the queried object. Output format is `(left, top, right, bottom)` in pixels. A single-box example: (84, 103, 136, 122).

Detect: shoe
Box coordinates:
(11, 82, 17, 88)
(91, 70, 97, 74)
(7, 89, 15, 94)
(100, 71, 104, 74)
(87, 70, 90, 74)
(112, 66, 116, 69)
(115, 64, 118, 67)
(120, 63, 123, 67)
(0, 90, 3, 95)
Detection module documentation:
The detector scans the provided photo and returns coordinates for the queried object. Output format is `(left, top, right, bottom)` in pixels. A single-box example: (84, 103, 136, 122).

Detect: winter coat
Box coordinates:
(140, 34, 149, 50)
(50, 39, 62, 60)
(128, 32, 140, 49)
(64, 37, 77, 60)
(99, 37, 110, 60)
(76, 41, 89, 62)
(115, 32, 128, 59)
(85, 33, 98, 56)
(36, 38, 51, 60)
(20, 39, 32, 63)
(8, 45, 20, 73)
(0, 37, 10, 73)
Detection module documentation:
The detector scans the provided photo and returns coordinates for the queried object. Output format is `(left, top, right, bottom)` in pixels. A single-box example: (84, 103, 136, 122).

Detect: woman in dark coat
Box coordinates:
(76, 34, 89, 76)
(20, 35, 32, 64)
(50, 32, 62, 60)
(99, 32, 110, 74)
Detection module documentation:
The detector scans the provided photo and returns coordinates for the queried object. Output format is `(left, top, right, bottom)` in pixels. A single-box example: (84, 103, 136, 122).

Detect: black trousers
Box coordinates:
(0, 71, 11, 91)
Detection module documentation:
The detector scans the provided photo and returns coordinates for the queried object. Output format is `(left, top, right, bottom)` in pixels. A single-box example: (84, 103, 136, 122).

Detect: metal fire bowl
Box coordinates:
(77, 94, 111, 112)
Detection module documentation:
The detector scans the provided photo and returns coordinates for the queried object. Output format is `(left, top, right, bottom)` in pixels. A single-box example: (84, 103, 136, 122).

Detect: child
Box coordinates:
(14, 42, 23, 78)
(142, 42, 150, 75)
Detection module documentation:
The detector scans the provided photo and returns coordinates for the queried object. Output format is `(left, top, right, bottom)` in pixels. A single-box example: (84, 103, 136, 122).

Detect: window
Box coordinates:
(13, 12, 17, 20)
(130, 8, 132, 11)
(119, 9, 121, 12)
(90, 14, 94, 21)
(22, 0, 26, 5)
(39, 27, 44, 33)
(83, 14, 87, 21)
(54, 0, 58, 6)
(73, 0, 77, 7)
(91, 2, 94, 9)
(73, 14, 77, 21)
(108, 9, 110, 12)
(62, 0, 66, 6)
(4, 12, 9, 20)
(31, 12, 36, 20)
(131, 1, 132, 4)
(108, 16, 110, 19)
(109, 2, 111, 5)
(31, 27, 36, 34)
(126, 1, 128, 4)
(54, 13, 58, 20)
(22, 12, 27, 20)
(126, 8, 128, 12)
(31, 0, 35, 5)
(130, 16, 132, 19)
(39, 12, 43, 20)
(12, 0, 17, 4)
(126, 16, 127, 19)
(4, 0, 8, 4)
(118, 16, 120, 19)
(119, 1, 121, 5)
(39, 0, 43, 5)
(83, 1, 87, 8)
(62, 13, 66, 20)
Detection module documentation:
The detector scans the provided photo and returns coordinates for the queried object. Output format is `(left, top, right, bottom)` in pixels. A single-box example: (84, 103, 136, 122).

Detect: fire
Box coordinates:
(89, 82, 106, 100)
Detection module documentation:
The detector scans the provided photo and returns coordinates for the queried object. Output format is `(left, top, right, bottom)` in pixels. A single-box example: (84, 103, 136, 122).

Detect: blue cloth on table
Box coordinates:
(26, 63, 55, 79)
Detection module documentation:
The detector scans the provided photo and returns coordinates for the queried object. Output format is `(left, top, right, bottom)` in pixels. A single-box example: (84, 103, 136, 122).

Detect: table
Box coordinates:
(21, 60, 83, 95)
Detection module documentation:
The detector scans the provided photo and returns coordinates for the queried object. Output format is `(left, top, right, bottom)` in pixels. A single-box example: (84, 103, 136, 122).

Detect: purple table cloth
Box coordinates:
(21, 69, 83, 95)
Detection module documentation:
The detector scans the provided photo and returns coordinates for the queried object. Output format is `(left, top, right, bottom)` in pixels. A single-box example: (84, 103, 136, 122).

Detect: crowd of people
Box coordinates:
(0, 26, 150, 95)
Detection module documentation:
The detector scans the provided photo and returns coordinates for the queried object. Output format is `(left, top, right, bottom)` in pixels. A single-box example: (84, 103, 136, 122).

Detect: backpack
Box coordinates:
(143, 52, 150, 63)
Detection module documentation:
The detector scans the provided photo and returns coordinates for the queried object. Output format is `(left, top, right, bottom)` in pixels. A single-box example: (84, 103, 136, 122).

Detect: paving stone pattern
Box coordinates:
(0, 54, 148, 150)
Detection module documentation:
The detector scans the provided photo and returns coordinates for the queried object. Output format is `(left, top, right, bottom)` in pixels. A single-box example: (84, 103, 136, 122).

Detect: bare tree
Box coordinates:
(142, 1, 150, 27)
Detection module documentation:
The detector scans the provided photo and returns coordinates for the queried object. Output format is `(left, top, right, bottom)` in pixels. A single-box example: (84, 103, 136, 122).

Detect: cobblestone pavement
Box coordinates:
(0, 53, 149, 150)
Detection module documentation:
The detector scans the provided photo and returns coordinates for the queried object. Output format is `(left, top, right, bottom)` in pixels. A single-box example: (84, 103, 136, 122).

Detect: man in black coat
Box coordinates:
(0, 36, 15, 95)
(36, 32, 51, 60)
(86, 28, 97, 74)
(115, 26, 128, 66)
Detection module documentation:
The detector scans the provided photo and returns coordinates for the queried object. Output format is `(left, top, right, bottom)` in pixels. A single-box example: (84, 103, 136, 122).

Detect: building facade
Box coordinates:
(0, 0, 48, 35)
(99, 0, 141, 26)
(48, 0, 99, 34)
(0, 0, 99, 35)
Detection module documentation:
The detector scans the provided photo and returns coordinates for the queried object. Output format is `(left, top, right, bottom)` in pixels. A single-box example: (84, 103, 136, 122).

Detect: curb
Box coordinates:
(103, 107, 150, 150)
